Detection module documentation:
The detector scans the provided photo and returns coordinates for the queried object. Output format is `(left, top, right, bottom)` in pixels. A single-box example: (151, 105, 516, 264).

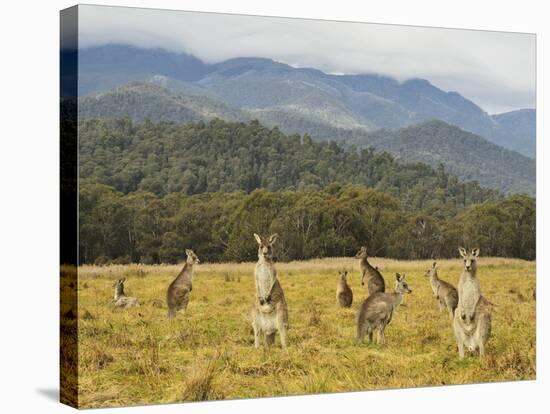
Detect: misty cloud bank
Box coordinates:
(78, 5, 535, 114)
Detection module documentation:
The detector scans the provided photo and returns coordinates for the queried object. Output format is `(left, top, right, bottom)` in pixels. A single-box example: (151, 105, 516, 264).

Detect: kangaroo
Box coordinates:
(453, 247, 492, 359)
(336, 270, 353, 308)
(425, 261, 458, 318)
(356, 273, 412, 344)
(112, 278, 140, 308)
(355, 246, 385, 295)
(250, 233, 289, 348)
(166, 249, 200, 319)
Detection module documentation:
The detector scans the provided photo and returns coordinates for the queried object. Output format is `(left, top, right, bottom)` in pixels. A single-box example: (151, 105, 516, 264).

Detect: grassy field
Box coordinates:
(69, 257, 536, 408)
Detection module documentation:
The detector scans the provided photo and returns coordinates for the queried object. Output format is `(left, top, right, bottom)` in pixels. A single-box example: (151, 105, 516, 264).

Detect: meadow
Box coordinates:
(69, 257, 536, 408)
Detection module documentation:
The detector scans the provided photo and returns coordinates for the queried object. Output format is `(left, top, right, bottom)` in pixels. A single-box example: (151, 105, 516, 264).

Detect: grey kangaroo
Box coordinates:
(425, 261, 458, 318)
(356, 273, 412, 344)
(249, 233, 289, 348)
(112, 278, 140, 308)
(166, 249, 200, 319)
(453, 248, 492, 359)
(355, 246, 385, 295)
(336, 270, 353, 308)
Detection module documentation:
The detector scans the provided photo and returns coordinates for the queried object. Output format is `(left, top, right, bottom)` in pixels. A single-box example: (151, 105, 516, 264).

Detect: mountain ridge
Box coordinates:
(77, 81, 535, 195)
(75, 44, 535, 157)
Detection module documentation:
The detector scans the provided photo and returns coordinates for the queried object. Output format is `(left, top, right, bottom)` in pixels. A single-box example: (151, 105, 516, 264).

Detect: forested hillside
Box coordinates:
(77, 118, 535, 264)
(491, 109, 536, 157)
(79, 118, 498, 209)
(78, 82, 535, 194)
(352, 121, 536, 195)
(79, 82, 247, 123)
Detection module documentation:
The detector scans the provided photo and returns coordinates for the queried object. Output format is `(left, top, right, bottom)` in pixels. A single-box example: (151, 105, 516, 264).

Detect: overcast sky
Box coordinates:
(79, 5, 535, 114)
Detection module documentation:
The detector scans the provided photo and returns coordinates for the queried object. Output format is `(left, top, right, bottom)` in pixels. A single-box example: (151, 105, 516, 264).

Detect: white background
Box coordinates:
(0, 0, 547, 413)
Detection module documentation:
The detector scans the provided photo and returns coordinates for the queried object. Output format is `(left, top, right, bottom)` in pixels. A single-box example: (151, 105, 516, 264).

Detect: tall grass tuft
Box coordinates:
(182, 360, 221, 401)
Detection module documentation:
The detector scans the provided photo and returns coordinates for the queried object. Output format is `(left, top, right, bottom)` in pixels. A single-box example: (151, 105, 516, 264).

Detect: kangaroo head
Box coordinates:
(186, 249, 200, 265)
(339, 270, 348, 282)
(425, 261, 437, 278)
(459, 247, 479, 273)
(254, 233, 278, 260)
(113, 278, 126, 296)
(395, 273, 412, 294)
(354, 246, 368, 259)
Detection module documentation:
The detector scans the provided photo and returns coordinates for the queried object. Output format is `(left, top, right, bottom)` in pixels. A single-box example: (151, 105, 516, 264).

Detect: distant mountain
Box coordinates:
(79, 81, 247, 123)
(354, 121, 535, 195)
(76, 44, 211, 96)
(491, 109, 536, 157)
(78, 81, 535, 195)
(75, 45, 536, 157)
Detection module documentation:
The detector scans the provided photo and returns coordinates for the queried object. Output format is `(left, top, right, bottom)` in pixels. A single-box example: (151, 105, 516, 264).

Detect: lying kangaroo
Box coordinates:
(425, 261, 458, 318)
(336, 270, 353, 308)
(355, 246, 385, 295)
(356, 273, 412, 344)
(249, 233, 289, 348)
(166, 249, 200, 319)
(453, 247, 492, 359)
(112, 278, 140, 308)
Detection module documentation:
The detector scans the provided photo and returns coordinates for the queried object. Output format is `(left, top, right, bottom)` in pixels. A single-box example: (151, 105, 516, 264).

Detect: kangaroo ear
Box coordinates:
(395, 273, 401, 281)
(432, 261, 437, 268)
(472, 247, 480, 257)
(458, 247, 467, 258)
(121, 277, 126, 283)
(268, 233, 279, 245)
(253, 233, 262, 244)
(344, 270, 348, 276)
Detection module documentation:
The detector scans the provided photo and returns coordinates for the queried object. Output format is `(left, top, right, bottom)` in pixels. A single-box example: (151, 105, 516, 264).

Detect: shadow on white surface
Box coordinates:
(36, 388, 58, 402)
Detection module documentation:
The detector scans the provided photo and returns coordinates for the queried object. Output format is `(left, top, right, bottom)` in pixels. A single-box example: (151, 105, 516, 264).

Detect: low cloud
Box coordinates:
(78, 5, 535, 114)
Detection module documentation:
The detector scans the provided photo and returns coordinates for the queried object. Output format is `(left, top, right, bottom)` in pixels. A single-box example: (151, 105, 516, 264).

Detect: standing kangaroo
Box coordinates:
(356, 273, 412, 344)
(166, 249, 200, 319)
(355, 246, 385, 295)
(425, 261, 458, 318)
(453, 247, 492, 359)
(250, 233, 289, 348)
(113, 278, 140, 308)
(336, 270, 353, 308)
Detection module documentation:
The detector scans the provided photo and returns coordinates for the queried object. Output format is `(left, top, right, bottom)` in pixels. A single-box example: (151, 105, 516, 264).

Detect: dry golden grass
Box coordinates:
(74, 257, 536, 408)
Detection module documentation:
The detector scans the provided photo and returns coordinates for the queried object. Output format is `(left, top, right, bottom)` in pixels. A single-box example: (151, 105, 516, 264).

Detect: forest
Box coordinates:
(77, 118, 535, 264)
(79, 179, 535, 264)
(79, 118, 500, 209)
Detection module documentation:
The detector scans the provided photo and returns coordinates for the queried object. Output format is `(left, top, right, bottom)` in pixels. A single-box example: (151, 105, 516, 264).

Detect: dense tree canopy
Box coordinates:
(76, 118, 534, 264)
(79, 118, 499, 211)
(79, 181, 535, 264)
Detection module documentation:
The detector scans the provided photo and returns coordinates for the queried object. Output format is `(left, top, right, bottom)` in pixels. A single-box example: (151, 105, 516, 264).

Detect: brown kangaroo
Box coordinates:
(166, 249, 200, 319)
(355, 246, 385, 295)
(336, 270, 353, 308)
(425, 261, 458, 318)
(453, 248, 492, 359)
(356, 273, 412, 344)
(112, 278, 140, 308)
(249, 233, 289, 348)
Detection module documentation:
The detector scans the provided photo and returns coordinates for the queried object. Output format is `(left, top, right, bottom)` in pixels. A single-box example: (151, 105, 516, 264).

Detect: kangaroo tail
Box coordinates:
(484, 298, 498, 307)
